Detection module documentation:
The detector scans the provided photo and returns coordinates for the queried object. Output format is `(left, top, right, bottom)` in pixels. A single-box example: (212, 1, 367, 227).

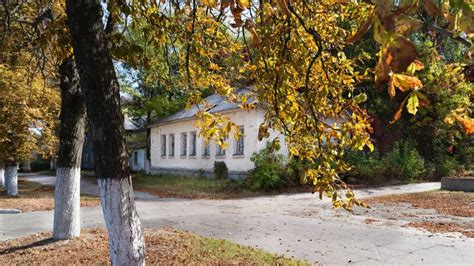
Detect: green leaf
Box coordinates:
(406, 93, 419, 115)
(353, 93, 368, 103)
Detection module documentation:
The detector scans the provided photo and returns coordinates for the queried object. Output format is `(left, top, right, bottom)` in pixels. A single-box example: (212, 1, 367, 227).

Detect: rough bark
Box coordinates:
(98, 178, 145, 263)
(54, 167, 81, 238)
(53, 57, 86, 240)
(65, 0, 145, 264)
(5, 164, 18, 195)
(145, 128, 151, 174)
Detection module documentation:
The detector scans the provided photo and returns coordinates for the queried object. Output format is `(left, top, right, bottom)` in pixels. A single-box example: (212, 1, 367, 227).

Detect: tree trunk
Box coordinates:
(0, 167, 5, 188)
(0, 168, 4, 188)
(53, 57, 86, 240)
(145, 128, 151, 174)
(65, 0, 146, 264)
(21, 160, 31, 172)
(4, 164, 18, 195)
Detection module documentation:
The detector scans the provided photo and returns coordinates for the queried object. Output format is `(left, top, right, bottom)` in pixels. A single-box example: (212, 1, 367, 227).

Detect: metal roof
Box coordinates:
(149, 88, 253, 127)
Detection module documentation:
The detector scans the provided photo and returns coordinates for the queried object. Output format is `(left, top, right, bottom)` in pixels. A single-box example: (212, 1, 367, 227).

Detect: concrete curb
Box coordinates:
(0, 209, 22, 214)
(441, 177, 474, 192)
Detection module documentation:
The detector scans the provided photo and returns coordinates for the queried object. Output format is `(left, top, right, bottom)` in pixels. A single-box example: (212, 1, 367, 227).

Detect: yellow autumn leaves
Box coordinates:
(347, 0, 474, 133)
(0, 64, 60, 163)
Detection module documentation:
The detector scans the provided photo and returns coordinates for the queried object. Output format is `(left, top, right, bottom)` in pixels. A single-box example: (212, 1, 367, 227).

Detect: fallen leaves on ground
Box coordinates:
(364, 190, 474, 217)
(364, 190, 474, 238)
(405, 222, 474, 238)
(0, 179, 100, 212)
(0, 228, 305, 265)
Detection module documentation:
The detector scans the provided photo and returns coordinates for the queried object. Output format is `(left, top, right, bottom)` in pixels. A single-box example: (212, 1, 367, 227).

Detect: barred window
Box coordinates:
(180, 132, 187, 156)
(190, 131, 197, 156)
(216, 138, 226, 156)
(161, 135, 166, 156)
(234, 127, 244, 155)
(202, 140, 210, 156)
(169, 134, 175, 156)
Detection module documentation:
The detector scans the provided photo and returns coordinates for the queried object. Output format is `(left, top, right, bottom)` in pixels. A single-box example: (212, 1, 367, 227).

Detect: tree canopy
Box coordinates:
(0, 0, 60, 164)
(1, 0, 473, 209)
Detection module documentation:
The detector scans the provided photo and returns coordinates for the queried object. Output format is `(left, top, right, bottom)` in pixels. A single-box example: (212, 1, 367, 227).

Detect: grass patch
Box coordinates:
(132, 174, 254, 199)
(132, 174, 310, 199)
(0, 179, 100, 212)
(0, 228, 308, 265)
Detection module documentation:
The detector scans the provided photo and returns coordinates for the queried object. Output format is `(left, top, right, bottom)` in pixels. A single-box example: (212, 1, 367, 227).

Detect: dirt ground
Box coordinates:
(356, 190, 474, 238)
(0, 179, 100, 212)
(0, 228, 305, 265)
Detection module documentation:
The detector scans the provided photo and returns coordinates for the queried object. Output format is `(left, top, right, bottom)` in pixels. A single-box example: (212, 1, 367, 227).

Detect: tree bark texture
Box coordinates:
(54, 167, 81, 239)
(5, 164, 18, 195)
(65, 0, 145, 264)
(53, 57, 86, 240)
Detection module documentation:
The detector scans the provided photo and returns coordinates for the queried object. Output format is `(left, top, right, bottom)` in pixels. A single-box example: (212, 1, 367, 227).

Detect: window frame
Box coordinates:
(134, 151, 139, 164)
(180, 132, 188, 157)
(168, 134, 175, 157)
(216, 137, 226, 157)
(202, 139, 211, 157)
(189, 131, 197, 157)
(233, 126, 245, 156)
(161, 134, 167, 157)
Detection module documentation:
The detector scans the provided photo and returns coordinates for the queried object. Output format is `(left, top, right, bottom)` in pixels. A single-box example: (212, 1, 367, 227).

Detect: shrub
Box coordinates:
(435, 157, 458, 177)
(286, 157, 309, 187)
(213, 161, 228, 179)
(382, 140, 426, 181)
(344, 150, 386, 184)
(30, 159, 50, 172)
(247, 144, 288, 190)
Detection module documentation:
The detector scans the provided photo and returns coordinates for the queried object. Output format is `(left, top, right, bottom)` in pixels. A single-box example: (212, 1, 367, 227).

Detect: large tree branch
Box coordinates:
(425, 23, 472, 48)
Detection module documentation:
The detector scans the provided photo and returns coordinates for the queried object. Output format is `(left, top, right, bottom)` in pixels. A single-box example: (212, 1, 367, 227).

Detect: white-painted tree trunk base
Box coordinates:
(98, 177, 145, 265)
(0, 168, 4, 188)
(53, 167, 81, 240)
(5, 165, 18, 195)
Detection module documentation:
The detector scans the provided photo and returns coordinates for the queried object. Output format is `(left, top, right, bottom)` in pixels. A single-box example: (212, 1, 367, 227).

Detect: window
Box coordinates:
(202, 140, 210, 157)
(169, 134, 175, 156)
(161, 135, 166, 156)
(216, 137, 226, 156)
(190, 131, 197, 156)
(234, 126, 244, 155)
(180, 132, 187, 156)
(134, 151, 138, 164)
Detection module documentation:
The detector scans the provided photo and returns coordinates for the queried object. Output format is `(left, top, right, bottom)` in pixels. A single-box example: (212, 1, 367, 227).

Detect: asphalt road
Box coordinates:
(1, 174, 473, 265)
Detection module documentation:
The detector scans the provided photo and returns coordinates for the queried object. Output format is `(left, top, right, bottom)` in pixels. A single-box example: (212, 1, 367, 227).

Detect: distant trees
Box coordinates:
(0, 64, 59, 195)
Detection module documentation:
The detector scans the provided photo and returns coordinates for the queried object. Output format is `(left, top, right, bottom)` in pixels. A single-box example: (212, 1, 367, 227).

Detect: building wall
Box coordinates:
(150, 108, 288, 175)
(130, 149, 146, 172)
(256, 110, 289, 155)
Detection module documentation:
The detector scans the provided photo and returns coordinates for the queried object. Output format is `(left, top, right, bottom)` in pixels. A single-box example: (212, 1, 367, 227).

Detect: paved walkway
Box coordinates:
(20, 173, 160, 200)
(1, 175, 473, 265)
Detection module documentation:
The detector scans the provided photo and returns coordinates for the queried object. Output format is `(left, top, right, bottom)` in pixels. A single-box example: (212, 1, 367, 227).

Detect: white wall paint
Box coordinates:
(130, 149, 146, 172)
(150, 108, 288, 172)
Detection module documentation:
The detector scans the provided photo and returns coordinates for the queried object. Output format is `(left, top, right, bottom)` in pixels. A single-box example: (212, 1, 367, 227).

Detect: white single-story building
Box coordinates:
(149, 90, 288, 179)
(129, 147, 146, 172)
(124, 113, 147, 172)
